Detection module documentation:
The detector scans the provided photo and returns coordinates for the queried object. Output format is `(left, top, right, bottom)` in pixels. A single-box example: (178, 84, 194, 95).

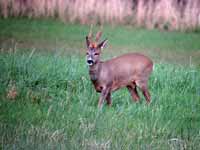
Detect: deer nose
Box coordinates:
(87, 57, 94, 66)
(87, 59, 94, 66)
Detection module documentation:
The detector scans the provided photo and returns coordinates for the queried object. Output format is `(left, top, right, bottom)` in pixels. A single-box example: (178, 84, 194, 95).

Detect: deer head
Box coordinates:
(86, 26, 107, 66)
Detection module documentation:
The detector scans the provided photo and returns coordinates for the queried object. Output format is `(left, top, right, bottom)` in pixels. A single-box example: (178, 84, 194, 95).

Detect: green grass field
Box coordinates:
(0, 18, 200, 149)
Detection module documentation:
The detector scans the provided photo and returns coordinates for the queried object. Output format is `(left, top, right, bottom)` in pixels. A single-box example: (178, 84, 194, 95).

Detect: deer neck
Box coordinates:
(89, 62, 102, 81)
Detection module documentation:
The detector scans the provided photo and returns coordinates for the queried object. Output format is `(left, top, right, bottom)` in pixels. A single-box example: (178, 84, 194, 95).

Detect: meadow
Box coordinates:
(0, 18, 200, 149)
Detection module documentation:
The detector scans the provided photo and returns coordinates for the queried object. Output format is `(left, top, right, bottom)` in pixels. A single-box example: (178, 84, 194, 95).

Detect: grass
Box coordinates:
(0, 18, 200, 149)
(1, 18, 200, 66)
(1, 0, 200, 30)
(1, 18, 200, 51)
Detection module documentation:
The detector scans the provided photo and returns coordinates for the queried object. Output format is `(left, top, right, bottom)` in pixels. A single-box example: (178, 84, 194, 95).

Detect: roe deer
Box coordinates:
(86, 28, 153, 109)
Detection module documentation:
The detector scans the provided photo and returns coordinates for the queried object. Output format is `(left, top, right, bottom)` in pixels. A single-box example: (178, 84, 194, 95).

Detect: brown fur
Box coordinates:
(86, 31, 153, 109)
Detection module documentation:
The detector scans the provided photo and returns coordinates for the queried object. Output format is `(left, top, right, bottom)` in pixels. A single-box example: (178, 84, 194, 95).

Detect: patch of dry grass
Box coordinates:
(0, 0, 132, 25)
(136, 0, 200, 31)
(0, 0, 200, 30)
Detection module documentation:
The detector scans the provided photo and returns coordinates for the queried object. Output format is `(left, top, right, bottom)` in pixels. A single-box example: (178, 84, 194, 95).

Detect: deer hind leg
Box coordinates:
(136, 80, 151, 103)
(127, 84, 140, 102)
(106, 92, 112, 106)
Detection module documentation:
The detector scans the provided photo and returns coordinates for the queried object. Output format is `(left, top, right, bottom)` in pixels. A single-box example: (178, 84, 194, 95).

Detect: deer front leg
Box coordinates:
(98, 87, 110, 109)
(106, 92, 112, 107)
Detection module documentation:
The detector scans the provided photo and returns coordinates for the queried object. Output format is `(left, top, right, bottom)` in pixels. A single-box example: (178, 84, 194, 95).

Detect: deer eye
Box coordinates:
(86, 52, 89, 55)
(94, 53, 99, 56)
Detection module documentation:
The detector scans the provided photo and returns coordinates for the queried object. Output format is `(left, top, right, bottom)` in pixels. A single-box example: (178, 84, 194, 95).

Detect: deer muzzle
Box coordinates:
(87, 58, 94, 66)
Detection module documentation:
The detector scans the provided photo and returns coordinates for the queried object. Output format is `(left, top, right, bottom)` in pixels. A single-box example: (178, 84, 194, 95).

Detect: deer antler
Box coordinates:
(95, 25, 103, 42)
(88, 24, 93, 41)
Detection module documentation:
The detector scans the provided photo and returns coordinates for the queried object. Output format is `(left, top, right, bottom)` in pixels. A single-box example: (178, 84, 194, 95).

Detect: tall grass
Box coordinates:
(0, 46, 200, 149)
(136, 0, 200, 31)
(0, 0, 133, 24)
(0, 0, 200, 30)
(0, 18, 200, 149)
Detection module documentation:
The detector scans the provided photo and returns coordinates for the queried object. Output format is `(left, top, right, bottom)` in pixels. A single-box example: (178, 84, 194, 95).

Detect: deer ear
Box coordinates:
(86, 36, 90, 48)
(98, 39, 107, 50)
